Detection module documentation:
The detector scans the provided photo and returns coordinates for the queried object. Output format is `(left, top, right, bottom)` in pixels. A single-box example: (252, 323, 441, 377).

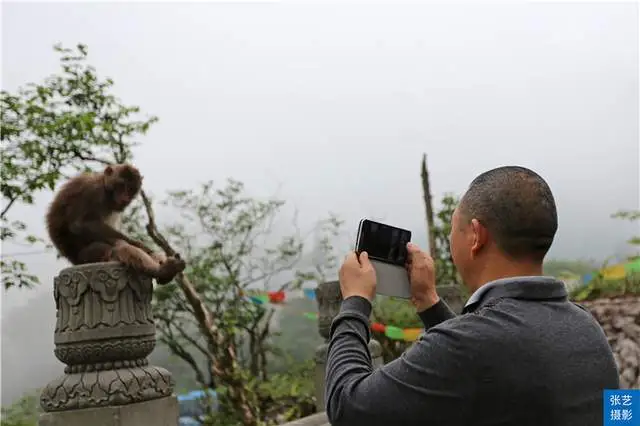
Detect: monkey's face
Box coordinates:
(104, 165, 143, 211)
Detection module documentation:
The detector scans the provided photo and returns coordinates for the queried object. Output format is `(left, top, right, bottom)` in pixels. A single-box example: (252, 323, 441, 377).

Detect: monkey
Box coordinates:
(46, 164, 185, 284)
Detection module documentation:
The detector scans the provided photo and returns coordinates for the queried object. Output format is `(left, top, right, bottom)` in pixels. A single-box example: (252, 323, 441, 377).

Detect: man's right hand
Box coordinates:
(405, 243, 440, 312)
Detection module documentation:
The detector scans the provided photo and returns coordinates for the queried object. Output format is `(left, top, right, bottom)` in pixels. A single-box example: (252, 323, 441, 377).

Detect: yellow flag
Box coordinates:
(601, 264, 627, 280)
(403, 328, 423, 342)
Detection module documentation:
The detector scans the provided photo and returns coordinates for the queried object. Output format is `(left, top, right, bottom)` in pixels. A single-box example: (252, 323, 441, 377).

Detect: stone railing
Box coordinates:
(38, 262, 178, 426)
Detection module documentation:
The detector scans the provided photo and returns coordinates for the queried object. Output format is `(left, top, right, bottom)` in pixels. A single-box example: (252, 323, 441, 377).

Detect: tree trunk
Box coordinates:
(140, 190, 258, 426)
(421, 154, 437, 259)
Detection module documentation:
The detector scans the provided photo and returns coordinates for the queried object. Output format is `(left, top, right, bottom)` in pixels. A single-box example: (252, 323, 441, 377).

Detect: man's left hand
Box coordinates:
(338, 251, 377, 302)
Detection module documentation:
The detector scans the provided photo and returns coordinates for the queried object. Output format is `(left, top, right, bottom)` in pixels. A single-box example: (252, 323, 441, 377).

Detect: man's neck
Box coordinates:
(467, 259, 544, 294)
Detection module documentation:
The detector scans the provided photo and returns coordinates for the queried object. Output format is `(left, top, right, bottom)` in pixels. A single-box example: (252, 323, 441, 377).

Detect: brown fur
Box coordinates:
(46, 164, 185, 284)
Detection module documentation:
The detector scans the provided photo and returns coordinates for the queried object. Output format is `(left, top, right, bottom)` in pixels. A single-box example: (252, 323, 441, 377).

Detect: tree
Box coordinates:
(432, 193, 460, 286)
(1, 43, 157, 290)
(1, 391, 40, 426)
(121, 183, 340, 424)
(418, 156, 460, 285)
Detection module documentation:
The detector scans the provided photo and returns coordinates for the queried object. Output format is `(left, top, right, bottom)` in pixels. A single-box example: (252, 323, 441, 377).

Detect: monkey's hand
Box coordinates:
(156, 257, 187, 285)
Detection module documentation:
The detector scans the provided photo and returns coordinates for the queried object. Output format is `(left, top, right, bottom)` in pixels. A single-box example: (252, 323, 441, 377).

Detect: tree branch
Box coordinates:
(174, 320, 211, 360)
(139, 188, 257, 424)
(158, 320, 207, 387)
(0, 199, 17, 219)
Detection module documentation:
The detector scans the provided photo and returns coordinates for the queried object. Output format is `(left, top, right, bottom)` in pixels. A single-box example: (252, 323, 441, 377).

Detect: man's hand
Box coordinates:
(406, 243, 439, 312)
(338, 251, 377, 302)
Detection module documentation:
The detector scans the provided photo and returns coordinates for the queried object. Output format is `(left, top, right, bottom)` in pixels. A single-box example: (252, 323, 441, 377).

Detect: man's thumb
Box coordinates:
(359, 251, 371, 266)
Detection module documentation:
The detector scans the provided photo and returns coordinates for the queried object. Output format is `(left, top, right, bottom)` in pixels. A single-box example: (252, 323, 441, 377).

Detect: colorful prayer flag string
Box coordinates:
(243, 288, 425, 342)
(301, 314, 422, 342)
(580, 258, 640, 285)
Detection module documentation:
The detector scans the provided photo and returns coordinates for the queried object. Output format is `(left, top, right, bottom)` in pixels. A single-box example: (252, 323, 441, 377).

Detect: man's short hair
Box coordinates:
(459, 166, 558, 262)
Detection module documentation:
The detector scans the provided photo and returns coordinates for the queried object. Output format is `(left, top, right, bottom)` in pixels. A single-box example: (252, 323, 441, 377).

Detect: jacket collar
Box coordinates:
(462, 276, 568, 314)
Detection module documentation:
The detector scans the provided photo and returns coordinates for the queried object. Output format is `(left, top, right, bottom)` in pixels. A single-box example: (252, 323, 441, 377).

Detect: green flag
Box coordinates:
(303, 312, 318, 320)
(384, 326, 405, 340)
(625, 258, 640, 273)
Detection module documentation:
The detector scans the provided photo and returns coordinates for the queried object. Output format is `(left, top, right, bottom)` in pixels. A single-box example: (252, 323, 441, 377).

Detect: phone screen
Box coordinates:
(356, 220, 411, 267)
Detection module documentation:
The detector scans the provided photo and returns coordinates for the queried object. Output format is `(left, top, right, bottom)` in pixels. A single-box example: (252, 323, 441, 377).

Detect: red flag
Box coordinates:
(371, 322, 386, 333)
(268, 291, 285, 303)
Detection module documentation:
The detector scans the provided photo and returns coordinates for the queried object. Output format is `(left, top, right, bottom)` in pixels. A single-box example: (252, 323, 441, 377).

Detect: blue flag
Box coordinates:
(303, 288, 316, 300)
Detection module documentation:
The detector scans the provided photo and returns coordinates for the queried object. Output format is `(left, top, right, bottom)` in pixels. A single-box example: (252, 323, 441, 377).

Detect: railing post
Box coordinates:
(38, 262, 178, 426)
(314, 280, 383, 413)
(437, 283, 466, 314)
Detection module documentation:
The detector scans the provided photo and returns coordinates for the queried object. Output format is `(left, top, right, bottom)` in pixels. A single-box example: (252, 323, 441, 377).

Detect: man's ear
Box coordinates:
(470, 218, 488, 258)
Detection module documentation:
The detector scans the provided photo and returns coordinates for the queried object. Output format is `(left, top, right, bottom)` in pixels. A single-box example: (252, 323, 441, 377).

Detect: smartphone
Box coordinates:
(354, 219, 412, 299)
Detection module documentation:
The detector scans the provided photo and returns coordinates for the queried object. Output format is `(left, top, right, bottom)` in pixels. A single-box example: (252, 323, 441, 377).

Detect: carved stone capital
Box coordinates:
(316, 280, 342, 340)
(40, 262, 174, 413)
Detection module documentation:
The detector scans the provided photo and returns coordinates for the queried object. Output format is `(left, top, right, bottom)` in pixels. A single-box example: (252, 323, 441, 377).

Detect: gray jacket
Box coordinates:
(325, 277, 619, 426)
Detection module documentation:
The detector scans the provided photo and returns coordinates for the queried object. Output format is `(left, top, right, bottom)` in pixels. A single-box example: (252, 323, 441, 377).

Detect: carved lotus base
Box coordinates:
(40, 365, 174, 412)
(55, 336, 156, 368)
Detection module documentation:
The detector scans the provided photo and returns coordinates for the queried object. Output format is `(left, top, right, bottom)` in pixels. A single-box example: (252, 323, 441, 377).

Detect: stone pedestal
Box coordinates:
(313, 280, 383, 413)
(39, 262, 178, 426)
(39, 397, 178, 426)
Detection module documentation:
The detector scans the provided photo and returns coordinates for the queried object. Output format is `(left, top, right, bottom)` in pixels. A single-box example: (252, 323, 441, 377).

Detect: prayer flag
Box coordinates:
(371, 322, 386, 333)
(384, 326, 404, 340)
(250, 295, 268, 305)
(625, 258, 640, 273)
(268, 291, 286, 303)
(402, 328, 422, 342)
(601, 264, 627, 280)
(303, 288, 317, 300)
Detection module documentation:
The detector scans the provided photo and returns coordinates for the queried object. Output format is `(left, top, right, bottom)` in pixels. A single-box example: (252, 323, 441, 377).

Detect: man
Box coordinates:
(325, 166, 618, 426)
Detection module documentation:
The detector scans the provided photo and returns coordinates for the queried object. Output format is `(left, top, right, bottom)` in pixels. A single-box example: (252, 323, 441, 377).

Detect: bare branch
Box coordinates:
(173, 322, 211, 359)
(157, 319, 207, 387)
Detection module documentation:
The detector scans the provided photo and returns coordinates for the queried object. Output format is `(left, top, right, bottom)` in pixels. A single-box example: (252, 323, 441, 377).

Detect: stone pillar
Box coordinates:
(38, 262, 178, 426)
(313, 280, 383, 413)
(438, 284, 466, 314)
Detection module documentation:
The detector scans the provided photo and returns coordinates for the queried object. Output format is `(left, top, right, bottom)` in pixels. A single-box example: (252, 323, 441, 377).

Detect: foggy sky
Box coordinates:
(1, 1, 638, 405)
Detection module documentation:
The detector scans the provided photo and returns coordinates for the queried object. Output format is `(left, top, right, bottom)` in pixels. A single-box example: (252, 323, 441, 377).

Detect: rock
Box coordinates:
(581, 295, 640, 390)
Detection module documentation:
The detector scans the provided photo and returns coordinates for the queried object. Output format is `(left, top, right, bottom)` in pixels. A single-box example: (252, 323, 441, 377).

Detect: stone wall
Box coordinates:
(580, 296, 640, 389)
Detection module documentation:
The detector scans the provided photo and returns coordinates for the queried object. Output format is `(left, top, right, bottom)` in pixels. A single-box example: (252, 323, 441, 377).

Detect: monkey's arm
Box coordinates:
(70, 220, 154, 254)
